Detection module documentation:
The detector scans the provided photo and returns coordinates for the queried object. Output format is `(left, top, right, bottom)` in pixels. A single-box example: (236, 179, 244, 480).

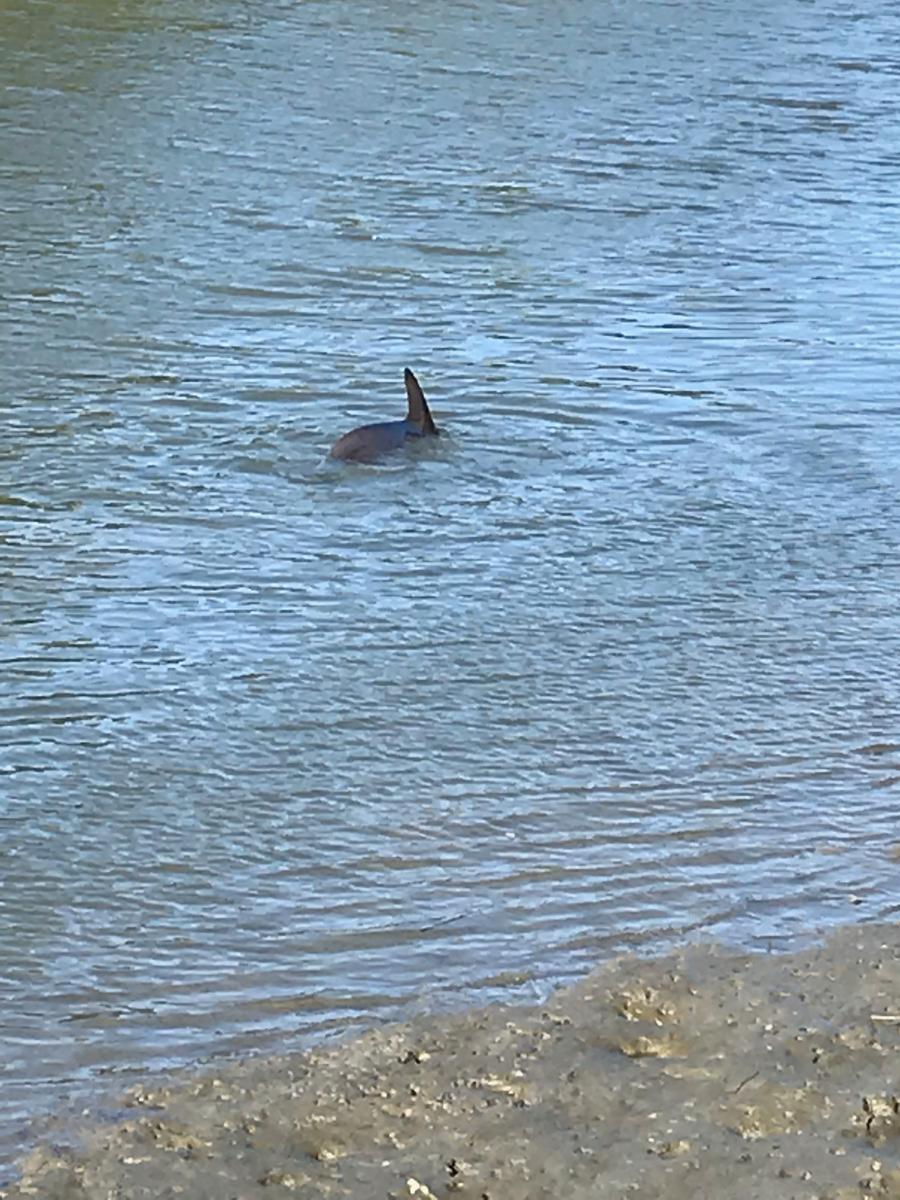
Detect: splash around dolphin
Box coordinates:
(329, 368, 439, 463)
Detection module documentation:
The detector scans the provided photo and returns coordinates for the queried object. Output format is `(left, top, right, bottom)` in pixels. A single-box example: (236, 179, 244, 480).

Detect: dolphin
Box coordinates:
(329, 368, 439, 463)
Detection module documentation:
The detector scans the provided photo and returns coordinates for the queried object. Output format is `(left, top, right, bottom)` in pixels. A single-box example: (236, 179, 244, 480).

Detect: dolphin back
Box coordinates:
(329, 420, 411, 463)
(329, 368, 439, 462)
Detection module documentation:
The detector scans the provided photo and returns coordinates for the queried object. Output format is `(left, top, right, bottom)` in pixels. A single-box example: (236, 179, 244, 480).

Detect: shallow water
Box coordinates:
(2, 0, 900, 1175)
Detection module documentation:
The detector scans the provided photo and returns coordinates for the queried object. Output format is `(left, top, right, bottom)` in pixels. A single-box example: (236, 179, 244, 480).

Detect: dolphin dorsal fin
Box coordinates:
(404, 368, 437, 434)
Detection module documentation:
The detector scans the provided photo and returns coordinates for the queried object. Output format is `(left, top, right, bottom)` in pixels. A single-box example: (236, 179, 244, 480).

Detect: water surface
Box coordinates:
(3, 0, 900, 1176)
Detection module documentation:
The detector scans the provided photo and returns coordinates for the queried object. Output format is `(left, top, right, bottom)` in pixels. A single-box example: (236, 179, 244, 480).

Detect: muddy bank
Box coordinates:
(7, 924, 900, 1200)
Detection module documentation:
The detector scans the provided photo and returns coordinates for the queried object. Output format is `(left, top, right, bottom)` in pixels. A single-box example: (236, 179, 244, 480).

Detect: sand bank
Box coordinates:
(7, 924, 900, 1199)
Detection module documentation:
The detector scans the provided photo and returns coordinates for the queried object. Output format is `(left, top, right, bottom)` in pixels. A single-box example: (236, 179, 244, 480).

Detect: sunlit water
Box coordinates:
(3, 0, 900, 1176)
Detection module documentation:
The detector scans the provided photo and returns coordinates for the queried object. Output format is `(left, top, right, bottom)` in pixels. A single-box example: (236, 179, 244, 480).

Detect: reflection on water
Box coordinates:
(3, 0, 900, 1176)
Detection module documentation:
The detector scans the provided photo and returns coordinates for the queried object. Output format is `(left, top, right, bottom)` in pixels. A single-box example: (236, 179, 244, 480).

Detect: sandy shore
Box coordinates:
(7, 923, 900, 1199)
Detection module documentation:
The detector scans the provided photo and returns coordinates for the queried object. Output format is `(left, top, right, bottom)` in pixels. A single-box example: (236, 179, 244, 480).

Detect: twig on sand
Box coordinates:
(731, 1070, 760, 1095)
(870, 1013, 900, 1022)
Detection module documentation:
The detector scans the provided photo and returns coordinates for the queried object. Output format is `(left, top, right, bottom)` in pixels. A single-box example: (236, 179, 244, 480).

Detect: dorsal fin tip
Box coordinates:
(403, 366, 437, 434)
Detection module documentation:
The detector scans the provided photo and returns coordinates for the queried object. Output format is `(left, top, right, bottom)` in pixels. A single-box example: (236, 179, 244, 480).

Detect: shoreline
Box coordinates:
(6, 923, 900, 1199)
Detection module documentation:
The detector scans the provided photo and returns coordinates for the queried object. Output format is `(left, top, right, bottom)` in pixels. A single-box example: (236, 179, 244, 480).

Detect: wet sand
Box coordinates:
(7, 923, 900, 1200)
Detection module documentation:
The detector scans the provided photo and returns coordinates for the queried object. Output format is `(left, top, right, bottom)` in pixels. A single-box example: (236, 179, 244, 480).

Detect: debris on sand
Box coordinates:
(7, 924, 900, 1199)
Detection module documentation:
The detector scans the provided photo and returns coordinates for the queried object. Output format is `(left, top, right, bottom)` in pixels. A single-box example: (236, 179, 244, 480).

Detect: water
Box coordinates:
(3, 0, 900, 1176)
